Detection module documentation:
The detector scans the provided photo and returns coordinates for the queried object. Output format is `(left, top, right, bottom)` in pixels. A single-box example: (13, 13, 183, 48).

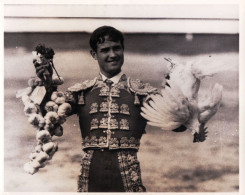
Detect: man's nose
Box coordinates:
(108, 49, 117, 58)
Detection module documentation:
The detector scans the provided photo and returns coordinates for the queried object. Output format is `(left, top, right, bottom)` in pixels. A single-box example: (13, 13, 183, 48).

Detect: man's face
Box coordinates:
(91, 36, 124, 78)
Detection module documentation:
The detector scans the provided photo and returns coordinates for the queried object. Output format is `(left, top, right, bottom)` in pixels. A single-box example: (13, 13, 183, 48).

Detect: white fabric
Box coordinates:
(100, 72, 123, 85)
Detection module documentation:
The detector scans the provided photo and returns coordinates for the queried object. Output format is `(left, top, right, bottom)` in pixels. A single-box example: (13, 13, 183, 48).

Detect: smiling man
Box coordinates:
(72, 26, 155, 192)
(89, 27, 124, 78)
(34, 26, 158, 192)
(31, 25, 209, 192)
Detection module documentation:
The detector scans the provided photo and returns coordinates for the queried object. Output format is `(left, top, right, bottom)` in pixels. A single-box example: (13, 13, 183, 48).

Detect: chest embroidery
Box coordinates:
(99, 86, 110, 96)
(110, 119, 119, 129)
(89, 103, 98, 114)
(99, 118, 108, 129)
(99, 102, 109, 112)
(109, 138, 119, 149)
(110, 103, 119, 113)
(111, 87, 120, 97)
(98, 137, 107, 146)
(90, 119, 99, 130)
(120, 104, 130, 115)
(120, 119, 129, 130)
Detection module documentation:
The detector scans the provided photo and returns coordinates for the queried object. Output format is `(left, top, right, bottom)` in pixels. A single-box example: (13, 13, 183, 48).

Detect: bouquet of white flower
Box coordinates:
(16, 44, 71, 175)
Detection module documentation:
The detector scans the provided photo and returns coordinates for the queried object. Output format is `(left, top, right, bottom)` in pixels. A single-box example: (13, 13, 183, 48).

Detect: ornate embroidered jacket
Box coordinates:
(65, 74, 158, 192)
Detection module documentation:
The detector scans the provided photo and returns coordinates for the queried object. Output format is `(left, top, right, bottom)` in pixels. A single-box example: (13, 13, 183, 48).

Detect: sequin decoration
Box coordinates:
(99, 86, 109, 96)
(99, 102, 109, 112)
(109, 138, 119, 149)
(99, 118, 108, 129)
(120, 119, 129, 130)
(89, 103, 98, 114)
(90, 136, 98, 147)
(117, 151, 146, 192)
(111, 87, 120, 97)
(129, 137, 138, 148)
(82, 136, 140, 150)
(90, 118, 99, 130)
(110, 103, 119, 113)
(83, 137, 91, 147)
(98, 137, 107, 147)
(77, 150, 94, 192)
(110, 119, 119, 129)
(120, 104, 130, 115)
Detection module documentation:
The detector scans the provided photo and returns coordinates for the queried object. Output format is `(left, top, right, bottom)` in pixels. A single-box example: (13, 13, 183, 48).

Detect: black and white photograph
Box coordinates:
(2, 0, 244, 194)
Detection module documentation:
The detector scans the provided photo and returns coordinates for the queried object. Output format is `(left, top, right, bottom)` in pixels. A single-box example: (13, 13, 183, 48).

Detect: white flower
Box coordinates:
(36, 130, 51, 143)
(58, 103, 72, 117)
(24, 103, 38, 116)
(22, 95, 32, 104)
(29, 160, 42, 169)
(23, 162, 38, 175)
(58, 115, 66, 124)
(34, 144, 42, 153)
(45, 101, 58, 112)
(35, 151, 49, 164)
(51, 91, 66, 104)
(44, 111, 59, 124)
(42, 142, 55, 153)
(29, 152, 38, 160)
(53, 125, 63, 137)
(42, 142, 58, 160)
(43, 142, 58, 160)
(28, 114, 45, 129)
(28, 77, 43, 87)
(44, 123, 55, 131)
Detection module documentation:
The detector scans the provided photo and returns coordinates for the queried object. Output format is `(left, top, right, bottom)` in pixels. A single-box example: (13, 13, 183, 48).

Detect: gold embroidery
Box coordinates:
(99, 102, 109, 112)
(90, 118, 99, 130)
(77, 150, 94, 192)
(111, 87, 120, 97)
(90, 136, 98, 147)
(110, 119, 119, 129)
(82, 136, 140, 150)
(117, 151, 146, 192)
(99, 118, 108, 129)
(120, 104, 130, 115)
(109, 138, 119, 149)
(98, 137, 107, 147)
(120, 119, 129, 130)
(89, 103, 98, 114)
(99, 86, 109, 96)
(110, 103, 119, 113)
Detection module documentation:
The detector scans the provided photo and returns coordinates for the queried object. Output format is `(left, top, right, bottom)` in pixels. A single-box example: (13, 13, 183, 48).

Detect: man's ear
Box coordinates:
(90, 50, 97, 60)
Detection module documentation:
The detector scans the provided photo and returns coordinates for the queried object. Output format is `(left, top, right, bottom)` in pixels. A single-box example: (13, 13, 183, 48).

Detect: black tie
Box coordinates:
(105, 79, 113, 88)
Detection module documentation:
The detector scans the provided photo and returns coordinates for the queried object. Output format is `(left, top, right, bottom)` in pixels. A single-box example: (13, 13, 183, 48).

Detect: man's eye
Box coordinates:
(114, 46, 122, 51)
(101, 48, 109, 53)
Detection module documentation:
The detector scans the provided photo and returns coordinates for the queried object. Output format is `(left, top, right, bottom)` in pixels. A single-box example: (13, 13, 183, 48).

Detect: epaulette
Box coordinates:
(68, 77, 97, 92)
(127, 77, 158, 105)
(67, 77, 97, 105)
(127, 77, 158, 95)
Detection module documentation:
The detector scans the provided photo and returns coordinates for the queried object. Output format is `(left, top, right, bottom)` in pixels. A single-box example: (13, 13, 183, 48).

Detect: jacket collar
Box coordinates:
(100, 72, 124, 85)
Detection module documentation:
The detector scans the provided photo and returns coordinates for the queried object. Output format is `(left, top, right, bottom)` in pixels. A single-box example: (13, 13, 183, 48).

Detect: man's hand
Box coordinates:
(33, 59, 53, 88)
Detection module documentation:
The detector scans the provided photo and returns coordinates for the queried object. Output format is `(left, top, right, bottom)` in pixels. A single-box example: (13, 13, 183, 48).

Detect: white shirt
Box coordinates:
(100, 72, 124, 86)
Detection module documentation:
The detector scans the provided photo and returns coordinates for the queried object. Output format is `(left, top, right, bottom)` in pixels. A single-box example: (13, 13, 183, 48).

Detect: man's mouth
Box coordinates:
(107, 60, 119, 65)
(107, 60, 118, 62)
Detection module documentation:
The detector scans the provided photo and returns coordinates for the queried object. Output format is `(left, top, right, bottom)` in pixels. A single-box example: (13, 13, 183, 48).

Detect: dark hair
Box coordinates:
(89, 26, 124, 51)
(35, 44, 55, 59)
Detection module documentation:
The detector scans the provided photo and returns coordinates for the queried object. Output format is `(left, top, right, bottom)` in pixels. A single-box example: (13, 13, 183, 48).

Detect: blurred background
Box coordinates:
(4, 3, 239, 192)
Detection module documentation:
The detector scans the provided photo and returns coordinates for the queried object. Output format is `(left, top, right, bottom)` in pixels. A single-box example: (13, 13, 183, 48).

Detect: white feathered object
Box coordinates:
(141, 58, 223, 142)
(198, 83, 223, 124)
